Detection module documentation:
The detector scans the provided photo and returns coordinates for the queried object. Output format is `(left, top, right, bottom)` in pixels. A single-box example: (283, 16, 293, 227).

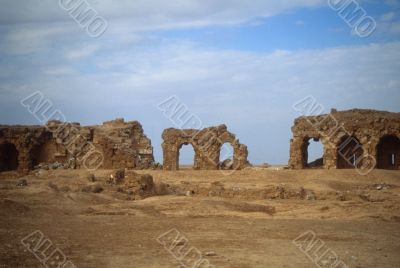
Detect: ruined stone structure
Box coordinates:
(289, 109, 400, 170)
(162, 125, 249, 170)
(0, 119, 155, 173)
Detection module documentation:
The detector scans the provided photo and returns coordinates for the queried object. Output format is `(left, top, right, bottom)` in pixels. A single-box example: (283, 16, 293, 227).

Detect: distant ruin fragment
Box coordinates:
(0, 119, 155, 173)
(289, 109, 400, 170)
(162, 125, 249, 170)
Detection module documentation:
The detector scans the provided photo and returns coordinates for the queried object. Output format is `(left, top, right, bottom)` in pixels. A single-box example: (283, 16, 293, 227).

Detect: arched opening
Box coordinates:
(377, 135, 400, 170)
(219, 142, 234, 170)
(0, 143, 19, 171)
(30, 140, 58, 167)
(337, 136, 363, 169)
(301, 138, 324, 168)
(178, 143, 196, 170)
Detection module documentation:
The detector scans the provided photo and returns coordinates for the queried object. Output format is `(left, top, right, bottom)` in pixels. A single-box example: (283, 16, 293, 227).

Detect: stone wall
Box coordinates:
(162, 124, 249, 170)
(289, 109, 400, 170)
(0, 119, 155, 173)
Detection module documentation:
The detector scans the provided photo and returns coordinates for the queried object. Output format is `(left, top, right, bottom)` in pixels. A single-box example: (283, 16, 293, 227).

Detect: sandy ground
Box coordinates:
(0, 168, 399, 268)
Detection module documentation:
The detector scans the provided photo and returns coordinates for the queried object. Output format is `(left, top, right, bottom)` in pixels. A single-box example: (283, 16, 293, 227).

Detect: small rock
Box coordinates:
(337, 192, 346, 201)
(48, 182, 59, 191)
(376, 185, 383, 190)
(16, 179, 28, 187)
(92, 185, 104, 193)
(186, 190, 194, 197)
(204, 251, 216, 257)
(320, 260, 329, 266)
(50, 162, 62, 170)
(306, 191, 316, 200)
(176, 240, 186, 246)
(82, 184, 104, 193)
(115, 169, 125, 183)
(87, 174, 96, 182)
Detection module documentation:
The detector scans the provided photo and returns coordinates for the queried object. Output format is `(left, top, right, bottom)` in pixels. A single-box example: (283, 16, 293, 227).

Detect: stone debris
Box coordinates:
(87, 173, 96, 182)
(16, 179, 28, 187)
(81, 184, 104, 194)
(204, 251, 217, 257)
(116, 172, 156, 199)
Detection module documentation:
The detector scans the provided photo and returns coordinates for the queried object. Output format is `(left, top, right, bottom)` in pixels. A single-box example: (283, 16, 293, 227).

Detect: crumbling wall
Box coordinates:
(289, 109, 400, 170)
(162, 124, 249, 170)
(89, 119, 155, 169)
(0, 118, 155, 173)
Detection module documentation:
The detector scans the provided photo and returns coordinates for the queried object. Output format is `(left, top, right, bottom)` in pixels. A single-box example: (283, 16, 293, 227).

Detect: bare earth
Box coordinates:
(1, 168, 399, 268)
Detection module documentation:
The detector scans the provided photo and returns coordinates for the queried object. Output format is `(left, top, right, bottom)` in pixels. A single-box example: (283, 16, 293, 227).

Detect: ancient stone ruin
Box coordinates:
(289, 109, 400, 170)
(162, 124, 249, 170)
(0, 119, 155, 173)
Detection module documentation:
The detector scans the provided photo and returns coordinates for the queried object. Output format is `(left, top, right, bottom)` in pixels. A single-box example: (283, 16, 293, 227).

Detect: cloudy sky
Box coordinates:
(0, 0, 399, 164)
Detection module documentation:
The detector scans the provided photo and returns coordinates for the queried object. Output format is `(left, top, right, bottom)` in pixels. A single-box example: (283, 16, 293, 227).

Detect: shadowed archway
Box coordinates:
(337, 136, 363, 169)
(377, 135, 400, 170)
(0, 143, 19, 171)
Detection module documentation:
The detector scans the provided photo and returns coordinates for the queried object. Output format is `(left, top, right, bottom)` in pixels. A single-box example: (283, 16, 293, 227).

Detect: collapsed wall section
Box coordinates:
(0, 118, 155, 173)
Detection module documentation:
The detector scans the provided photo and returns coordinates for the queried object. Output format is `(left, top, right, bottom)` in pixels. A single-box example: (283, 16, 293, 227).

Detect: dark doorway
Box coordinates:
(0, 143, 19, 171)
(337, 136, 363, 169)
(377, 135, 400, 170)
(30, 141, 58, 167)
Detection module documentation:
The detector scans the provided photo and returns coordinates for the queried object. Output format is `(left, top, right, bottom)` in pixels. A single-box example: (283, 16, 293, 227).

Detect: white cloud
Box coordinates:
(384, 0, 400, 8)
(1, 35, 399, 163)
(381, 11, 397, 22)
(0, 0, 324, 30)
(3, 25, 71, 54)
(43, 66, 77, 76)
(64, 44, 100, 60)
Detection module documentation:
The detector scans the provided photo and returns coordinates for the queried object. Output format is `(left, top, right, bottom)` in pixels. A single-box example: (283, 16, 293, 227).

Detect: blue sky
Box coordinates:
(0, 0, 399, 164)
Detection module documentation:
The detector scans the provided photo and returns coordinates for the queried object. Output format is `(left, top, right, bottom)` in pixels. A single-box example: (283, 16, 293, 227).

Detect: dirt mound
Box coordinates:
(117, 173, 156, 199)
(0, 199, 30, 214)
(206, 200, 276, 215)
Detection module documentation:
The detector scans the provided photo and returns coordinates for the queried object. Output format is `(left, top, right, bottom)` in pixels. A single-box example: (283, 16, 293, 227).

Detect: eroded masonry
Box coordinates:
(289, 109, 400, 170)
(162, 125, 249, 170)
(0, 119, 155, 173)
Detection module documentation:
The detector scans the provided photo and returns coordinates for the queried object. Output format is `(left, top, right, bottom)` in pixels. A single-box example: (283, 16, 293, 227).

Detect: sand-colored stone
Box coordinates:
(0, 118, 155, 173)
(289, 109, 400, 170)
(162, 124, 249, 170)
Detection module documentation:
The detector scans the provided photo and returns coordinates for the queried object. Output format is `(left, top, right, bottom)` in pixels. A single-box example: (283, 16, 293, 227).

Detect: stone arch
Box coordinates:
(377, 135, 400, 170)
(300, 136, 325, 168)
(177, 142, 199, 170)
(30, 140, 59, 167)
(219, 142, 235, 170)
(336, 135, 364, 169)
(162, 125, 249, 171)
(0, 143, 19, 171)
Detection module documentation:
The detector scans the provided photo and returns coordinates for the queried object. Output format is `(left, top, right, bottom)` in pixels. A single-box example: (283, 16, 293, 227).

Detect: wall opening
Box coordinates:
(219, 142, 234, 170)
(30, 141, 58, 167)
(302, 138, 324, 168)
(0, 143, 19, 171)
(178, 143, 196, 170)
(377, 135, 400, 170)
(337, 136, 363, 169)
